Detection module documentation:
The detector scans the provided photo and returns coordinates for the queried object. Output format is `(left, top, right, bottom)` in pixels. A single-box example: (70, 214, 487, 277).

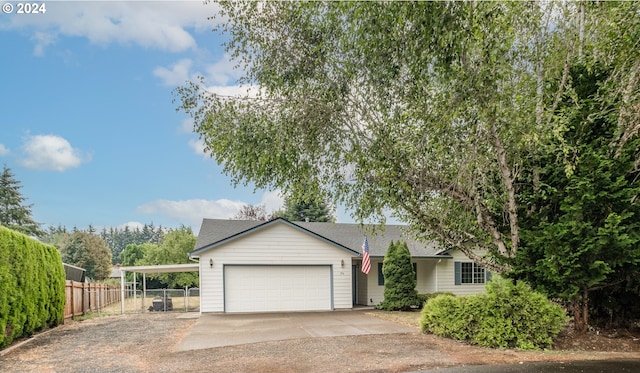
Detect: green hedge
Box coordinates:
(0, 226, 66, 348)
(420, 279, 568, 349)
(417, 292, 455, 308)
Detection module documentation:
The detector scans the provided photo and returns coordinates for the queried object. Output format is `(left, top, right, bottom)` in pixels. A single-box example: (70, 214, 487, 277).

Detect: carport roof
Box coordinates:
(192, 218, 448, 258)
(119, 263, 199, 274)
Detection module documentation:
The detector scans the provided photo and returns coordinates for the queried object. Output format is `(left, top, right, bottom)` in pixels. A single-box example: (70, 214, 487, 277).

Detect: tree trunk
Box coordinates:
(572, 289, 589, 333)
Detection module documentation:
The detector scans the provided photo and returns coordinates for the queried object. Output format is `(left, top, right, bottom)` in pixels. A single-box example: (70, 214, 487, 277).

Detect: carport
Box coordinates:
(118, 263, 199, 314)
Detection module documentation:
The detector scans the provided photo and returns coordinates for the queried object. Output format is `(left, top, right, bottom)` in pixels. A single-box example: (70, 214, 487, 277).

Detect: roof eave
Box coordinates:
(190, 218, 361, 257)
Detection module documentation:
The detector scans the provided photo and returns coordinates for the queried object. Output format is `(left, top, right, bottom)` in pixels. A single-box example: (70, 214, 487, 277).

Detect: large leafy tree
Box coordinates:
(59, 231, 112, 281)
(0, 165, 43, 237)
(138, 226, 198, 288)
(178, 1, 640, 279)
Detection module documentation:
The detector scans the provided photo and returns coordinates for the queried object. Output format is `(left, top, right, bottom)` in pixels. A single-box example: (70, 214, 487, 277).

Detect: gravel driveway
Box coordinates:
(1, 312, 637, 373)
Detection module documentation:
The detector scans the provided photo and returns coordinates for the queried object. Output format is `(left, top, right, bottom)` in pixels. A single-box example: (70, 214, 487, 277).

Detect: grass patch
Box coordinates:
(366, 309, 422, 329)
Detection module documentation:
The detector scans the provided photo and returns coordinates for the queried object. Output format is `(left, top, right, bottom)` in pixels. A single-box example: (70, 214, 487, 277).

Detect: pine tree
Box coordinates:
(0, 165, 43, 237)
(378, 241, 418, 311)
(279, 196, 335, 222)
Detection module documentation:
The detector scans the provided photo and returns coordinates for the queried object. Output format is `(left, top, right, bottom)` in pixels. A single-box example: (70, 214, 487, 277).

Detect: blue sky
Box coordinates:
(0, 1, 359, 234)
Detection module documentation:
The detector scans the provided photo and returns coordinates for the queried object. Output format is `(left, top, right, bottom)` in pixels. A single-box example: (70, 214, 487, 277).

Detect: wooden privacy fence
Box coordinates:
(64, 281, 121, 319)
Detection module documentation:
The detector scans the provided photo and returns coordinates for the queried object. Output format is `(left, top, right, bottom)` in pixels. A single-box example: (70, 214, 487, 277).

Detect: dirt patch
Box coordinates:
(1, 311, 639, 373)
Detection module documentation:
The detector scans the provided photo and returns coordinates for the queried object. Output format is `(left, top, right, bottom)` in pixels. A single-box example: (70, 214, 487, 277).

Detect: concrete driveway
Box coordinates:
(175, 310, 417, 351)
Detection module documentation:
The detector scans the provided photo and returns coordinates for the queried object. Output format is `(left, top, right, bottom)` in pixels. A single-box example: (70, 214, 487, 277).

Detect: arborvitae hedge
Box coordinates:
(0, 226, 66, 349)
(378, 241, 419, 311)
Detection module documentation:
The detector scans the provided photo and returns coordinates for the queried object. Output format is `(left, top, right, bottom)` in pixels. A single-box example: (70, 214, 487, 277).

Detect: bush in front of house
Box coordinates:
(420, 278, 568, 349)
(0, 226, 66, 349)
(377, 241, 419, 311)
(416, 292, 455, 308)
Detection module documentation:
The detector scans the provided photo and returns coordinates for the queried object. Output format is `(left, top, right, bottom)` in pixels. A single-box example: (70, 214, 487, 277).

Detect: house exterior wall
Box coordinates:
(364, 258, 384, 306)
(434, 250, 490, 296)
(416, 259, 437, 294)
(198, 223, 354, 313)
(356, 261, 368, 305)
(363, 253, 489, 307)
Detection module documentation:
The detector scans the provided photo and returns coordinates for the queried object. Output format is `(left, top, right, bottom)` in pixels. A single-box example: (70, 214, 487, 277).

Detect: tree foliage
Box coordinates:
(100, 224, 165, 264)
(277, 195, 335, 222)
(138, 226, 198, 288)
(378, 241, 418, 311)
(421, 279, 567, 349)
(59, 231, 112, 281)
(0, 226, 65, 348)
(179, 2, 639, 272)
(0, 165, 43, 237)
(234, 204, 271, 221)
(178, 1, 640, 329)
(512, 63, 640, 332)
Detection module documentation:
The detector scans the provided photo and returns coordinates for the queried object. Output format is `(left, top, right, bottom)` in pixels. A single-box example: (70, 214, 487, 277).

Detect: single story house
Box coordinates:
(190, 217, 492, 313)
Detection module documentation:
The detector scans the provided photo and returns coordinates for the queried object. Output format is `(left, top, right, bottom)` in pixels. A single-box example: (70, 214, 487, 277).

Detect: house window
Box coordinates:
(378, 262, 417, 286)
(455, 262, 485, 285)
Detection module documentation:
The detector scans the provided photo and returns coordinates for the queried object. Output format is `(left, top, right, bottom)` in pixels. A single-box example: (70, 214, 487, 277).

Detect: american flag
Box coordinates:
(361, 237, 371, 275)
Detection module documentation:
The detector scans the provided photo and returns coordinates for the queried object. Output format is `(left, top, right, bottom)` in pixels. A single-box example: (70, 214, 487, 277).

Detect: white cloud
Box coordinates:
(137, 198, 246, 231)
(153, 58, 194, 86)
(20, 134, 90, 171)
(260, 190, 284, 213)
(179, 117, 195, 133)
(2, 2, 220, 55)
(136, 191, 284, 233)
(205, 84, 262, 97)
(31, 31, 57, 57)
(119, 221, 144, 231)
(0, 144, 9, 156)
(188, 138, 207, 158)
(204, 53, 242, 86)
(155, 52, 249, 88)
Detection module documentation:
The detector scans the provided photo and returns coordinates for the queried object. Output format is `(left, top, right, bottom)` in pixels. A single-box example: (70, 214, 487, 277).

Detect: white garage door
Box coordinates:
(224, 265, 332, 312)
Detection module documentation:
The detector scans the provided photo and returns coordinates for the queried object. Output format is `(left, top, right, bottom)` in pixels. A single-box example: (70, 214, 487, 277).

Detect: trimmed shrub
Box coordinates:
(0, 226, 65, 349)
(377, 241, 419, 311)
(417, 292, 455, 308)
(420, 278, 568, 349)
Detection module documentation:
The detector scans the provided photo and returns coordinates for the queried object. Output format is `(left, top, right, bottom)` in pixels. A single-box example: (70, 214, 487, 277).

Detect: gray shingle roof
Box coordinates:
(193, 218, 447, 258)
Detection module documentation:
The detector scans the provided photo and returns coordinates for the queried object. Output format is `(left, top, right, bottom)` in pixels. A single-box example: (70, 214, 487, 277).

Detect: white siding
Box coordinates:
(356, 261, 368, 305)
(416, 260, 437, 294)
(364, 259, 384, 306)
(199, 222, 353, 313)
(363, 259, 438, 306)
(435, 250, 490, 296)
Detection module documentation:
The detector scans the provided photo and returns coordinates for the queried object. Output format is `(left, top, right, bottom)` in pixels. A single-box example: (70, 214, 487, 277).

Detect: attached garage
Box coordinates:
(190, 218, 358, 313)
(224, 265, 332, 312)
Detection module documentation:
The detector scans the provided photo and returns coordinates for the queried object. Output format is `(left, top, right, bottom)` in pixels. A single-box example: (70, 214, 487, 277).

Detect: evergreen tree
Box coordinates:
(280, 196, 335, 222)
(0, 165, 43, 237)
(100, 224, 165, 264)
(378, 241, 418, 311)
(514, 63, 640, 332)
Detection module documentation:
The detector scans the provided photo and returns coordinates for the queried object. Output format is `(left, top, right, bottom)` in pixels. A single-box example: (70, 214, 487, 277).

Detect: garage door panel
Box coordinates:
(225, 265, 331, 312)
